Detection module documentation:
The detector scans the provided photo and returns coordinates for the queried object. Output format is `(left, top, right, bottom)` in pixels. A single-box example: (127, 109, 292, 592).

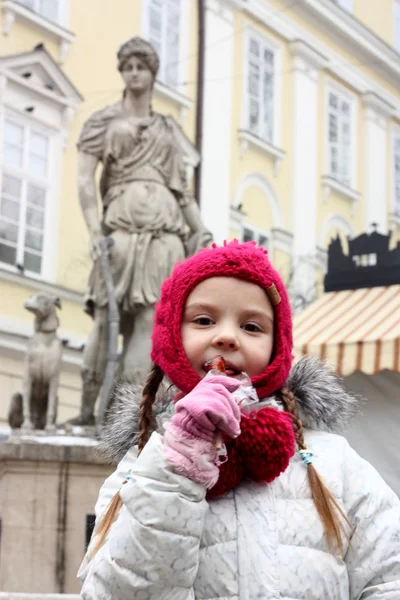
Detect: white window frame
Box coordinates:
(325, 81, 357, 189)
(1, 0, 73, 63)
(18, 0, 66, 25)
(334, 0, 353, 12)
(241, 223, 269, 250)
(0, 112, 55, 279)
(394, 0, 400, 52)
(0, 49, 82, 283)
(392, 128, 400, 217)
(242, 27, 282, 147)
(142, 0, 188, 92)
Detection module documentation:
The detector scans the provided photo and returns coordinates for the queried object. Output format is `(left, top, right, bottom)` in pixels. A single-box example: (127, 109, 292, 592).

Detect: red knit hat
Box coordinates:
(151, 240, 293, 399)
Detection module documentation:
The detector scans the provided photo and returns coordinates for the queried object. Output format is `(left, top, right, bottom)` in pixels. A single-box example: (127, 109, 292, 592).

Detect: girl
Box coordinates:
(79, 241, 400, 600)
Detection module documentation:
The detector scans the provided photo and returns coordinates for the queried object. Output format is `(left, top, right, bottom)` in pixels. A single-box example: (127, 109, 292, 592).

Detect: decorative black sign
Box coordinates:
(324, 228, 400, 292)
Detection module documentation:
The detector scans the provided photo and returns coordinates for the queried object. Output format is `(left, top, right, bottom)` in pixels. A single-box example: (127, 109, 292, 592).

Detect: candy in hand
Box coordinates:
(204, 355, 259, 409)
(204, 355, 226, 375)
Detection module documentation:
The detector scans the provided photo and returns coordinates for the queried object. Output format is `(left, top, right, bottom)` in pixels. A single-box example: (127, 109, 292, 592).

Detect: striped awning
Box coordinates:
(293, 285, 400, 375)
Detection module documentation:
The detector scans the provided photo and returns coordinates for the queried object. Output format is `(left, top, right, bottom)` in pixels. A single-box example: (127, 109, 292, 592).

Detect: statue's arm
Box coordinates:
(181, 198, 206, 234)
(78, 151, 102, 259)
(181, 197, 213, 250)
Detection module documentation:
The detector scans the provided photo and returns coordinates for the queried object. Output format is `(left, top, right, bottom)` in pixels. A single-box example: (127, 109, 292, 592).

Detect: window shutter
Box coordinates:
(247, 35, 275, 142)
(327, 90, 352, 186)
(149, 0, 163, 60)
(165, 0, 180, 87)
(148, 0, 181, 88)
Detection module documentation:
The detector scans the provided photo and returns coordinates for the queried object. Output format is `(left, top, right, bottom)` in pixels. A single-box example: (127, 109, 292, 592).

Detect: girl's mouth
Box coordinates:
(203, 358, 241, 377)
(224, 367, 241, 377)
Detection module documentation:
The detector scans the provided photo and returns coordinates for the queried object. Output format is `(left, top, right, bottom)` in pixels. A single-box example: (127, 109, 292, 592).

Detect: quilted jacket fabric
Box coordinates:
(79, 359, 400, 599)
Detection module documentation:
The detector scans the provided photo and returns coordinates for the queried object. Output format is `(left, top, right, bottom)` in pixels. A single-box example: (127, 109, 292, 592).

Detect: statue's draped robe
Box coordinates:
(78, 103, 192, 315)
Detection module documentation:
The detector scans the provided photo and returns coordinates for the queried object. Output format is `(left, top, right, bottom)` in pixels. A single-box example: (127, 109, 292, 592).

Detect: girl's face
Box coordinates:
(120, 56, 154, 93)
(181, 277, 274, 379)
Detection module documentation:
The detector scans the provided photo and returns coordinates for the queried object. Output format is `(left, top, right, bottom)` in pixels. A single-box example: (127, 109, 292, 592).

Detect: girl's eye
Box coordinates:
(194, 317, 214, 326)
(242, 323, 262, 333)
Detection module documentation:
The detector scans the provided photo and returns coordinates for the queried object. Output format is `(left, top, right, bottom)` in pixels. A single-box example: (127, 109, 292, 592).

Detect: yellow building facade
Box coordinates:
(0, 0, 400, 428)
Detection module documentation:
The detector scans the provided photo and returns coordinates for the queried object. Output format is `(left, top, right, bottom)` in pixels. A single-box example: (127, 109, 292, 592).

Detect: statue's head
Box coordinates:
(24, 293, 61, 319)
(117, 37, 159, 93)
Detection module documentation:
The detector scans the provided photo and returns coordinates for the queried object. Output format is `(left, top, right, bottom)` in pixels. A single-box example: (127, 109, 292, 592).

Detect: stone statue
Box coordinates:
(8, 293, 62, 432)
(70, 37, 211, 426)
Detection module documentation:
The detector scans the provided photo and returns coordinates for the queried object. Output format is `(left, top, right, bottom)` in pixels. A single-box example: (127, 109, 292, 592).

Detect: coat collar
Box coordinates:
(99, 357, 361, 465)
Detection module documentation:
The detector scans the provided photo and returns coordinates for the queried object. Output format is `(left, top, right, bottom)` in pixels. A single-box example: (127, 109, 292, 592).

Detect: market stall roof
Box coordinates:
(343, 369, 400, 497)
(293, 285, 400, 375)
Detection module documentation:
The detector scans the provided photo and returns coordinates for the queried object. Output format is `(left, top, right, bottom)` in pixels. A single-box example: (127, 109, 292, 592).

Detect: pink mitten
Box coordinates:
(163, 376, 241, 488)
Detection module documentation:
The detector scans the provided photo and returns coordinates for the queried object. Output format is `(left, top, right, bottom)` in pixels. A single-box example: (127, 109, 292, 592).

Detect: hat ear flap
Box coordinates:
(151, 241, 293, 397)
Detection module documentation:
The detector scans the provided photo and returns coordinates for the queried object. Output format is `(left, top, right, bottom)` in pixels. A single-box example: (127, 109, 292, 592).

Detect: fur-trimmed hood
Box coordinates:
(99, 357, 361, 465)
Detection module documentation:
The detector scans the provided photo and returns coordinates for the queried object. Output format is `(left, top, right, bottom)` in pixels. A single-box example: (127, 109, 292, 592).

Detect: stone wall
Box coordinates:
(0, 438, 112, 594)
(0, 595, 80, 599)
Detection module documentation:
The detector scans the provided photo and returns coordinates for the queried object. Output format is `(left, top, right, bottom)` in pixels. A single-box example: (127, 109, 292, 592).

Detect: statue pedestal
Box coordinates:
(0, 433, 112, 594)
(8, 425, 98, 441)
(63, 423, 97, 438)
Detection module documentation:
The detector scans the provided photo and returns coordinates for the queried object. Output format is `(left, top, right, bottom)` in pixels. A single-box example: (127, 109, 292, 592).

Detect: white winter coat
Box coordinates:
(79, 359, 400, 599)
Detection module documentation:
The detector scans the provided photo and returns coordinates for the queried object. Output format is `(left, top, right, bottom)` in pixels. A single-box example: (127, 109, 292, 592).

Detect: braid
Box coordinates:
(280, 388, 306, 450)
(280, 388, 351, 554)
(137, 363, 164, 452)
(91, 363, 164, 557)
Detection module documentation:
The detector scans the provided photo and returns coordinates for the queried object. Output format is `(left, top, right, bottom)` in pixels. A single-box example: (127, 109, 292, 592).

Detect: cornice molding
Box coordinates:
(245, 0, 400, 118)
(293, 0, 400, 81)
(0, 267, 84, 304)
(1, 0, 75, 63)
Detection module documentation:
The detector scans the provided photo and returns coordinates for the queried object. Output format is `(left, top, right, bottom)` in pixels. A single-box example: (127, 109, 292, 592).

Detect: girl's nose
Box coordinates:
(212, 329, 240, 351)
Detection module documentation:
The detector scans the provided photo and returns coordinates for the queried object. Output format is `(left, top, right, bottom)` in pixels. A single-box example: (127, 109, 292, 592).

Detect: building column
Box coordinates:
(289, 40, 327, 305)
(362, 92, 393, 233)
(0, 74, 6, 149)
(200, 0, 238, 243)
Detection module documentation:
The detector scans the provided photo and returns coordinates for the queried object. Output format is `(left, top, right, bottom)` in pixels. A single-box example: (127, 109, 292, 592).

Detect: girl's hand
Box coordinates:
(163, 375, 241, 488)
(174, 375, 241, 440)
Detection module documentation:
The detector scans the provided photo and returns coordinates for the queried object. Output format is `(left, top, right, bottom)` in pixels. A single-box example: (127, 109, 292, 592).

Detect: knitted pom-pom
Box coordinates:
(205, 408, 295, 501)
(237, 408, 295, 482)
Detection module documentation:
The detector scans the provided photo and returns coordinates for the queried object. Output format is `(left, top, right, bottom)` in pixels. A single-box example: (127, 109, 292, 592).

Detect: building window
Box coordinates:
(246, 34, 275, 143)
(327, 89, 353, 187)
(242, 224, 269, 250)
(332, 0, 353, 11)
(147, 0, 181, 88)
(352, 253, 377, 267)
(19, 0, 62, 23)
(0, 118, 50, 275)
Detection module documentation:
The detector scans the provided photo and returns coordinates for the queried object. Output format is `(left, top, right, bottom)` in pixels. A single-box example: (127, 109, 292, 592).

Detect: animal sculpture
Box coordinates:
(8, 294, 62, 432)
